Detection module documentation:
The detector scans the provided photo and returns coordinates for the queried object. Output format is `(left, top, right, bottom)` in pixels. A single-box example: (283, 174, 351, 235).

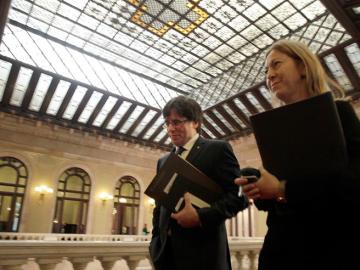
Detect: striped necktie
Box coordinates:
(175, 146, 185, 156)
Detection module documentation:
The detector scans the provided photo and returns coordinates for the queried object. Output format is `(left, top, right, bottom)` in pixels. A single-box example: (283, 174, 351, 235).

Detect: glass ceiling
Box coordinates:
(0, 0, 351, 110)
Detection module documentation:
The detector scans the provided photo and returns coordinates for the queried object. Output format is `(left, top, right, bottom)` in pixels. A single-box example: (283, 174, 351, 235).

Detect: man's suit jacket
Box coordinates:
(149, 136, 248, 270)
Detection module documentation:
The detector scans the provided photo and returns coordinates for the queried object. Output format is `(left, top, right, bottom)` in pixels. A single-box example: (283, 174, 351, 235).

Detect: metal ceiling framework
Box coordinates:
(0, 0, 360, 150)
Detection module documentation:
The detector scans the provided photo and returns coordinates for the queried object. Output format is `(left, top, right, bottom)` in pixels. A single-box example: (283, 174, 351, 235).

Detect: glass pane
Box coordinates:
(84, 185, 90, 193)
(324, 54, 353, 91)
(58, 182, 64, 190)
(120, 183, 134, 197)
(12, 197, 22, 231)
(66, 175, 83, 191)
(16, 187, 25, 194)
(64, 192, 83, 199)
(18, 166, 27, 177)
(81, 202, 87, 229)
(18, 178, 26, 186)
(54, 200, 62, 221)
(123, 205, 137, 235)
(0, 186, 16, 193)
(0, 166, 17, 185)
(0, 195, 12, 224)
(62, 200, 80, 224)
(345, 43, 360, 78)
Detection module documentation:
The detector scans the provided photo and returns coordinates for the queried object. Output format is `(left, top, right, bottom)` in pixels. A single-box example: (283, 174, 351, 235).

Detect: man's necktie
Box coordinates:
(175, 146, 185, 156)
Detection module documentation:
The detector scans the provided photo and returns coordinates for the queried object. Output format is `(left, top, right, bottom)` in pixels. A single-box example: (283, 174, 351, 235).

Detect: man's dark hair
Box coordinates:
(162, 95, 202, 133)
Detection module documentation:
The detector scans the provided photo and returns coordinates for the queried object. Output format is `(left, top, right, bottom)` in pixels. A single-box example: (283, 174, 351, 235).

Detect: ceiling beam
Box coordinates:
(148, 125, 163, 142)
(72, 89, 93, 122)
(21, 71, 40, 110)
(0, 55, 159, 111)
(100, 99, 123, 129)
(86, 95, 109, 126)
(1, 63, 20, 106)
(215, 105, 244, 133)
(205, 110, 232, 136)
(252, 88, 273, 111)
(333, 48, 360, 91)
(56, 84, 77, 119)
(319, 0, 360, 42)
(137, 111, 161, 139)
(114, 104, 137, 132)
(202, 117, 222, 138)
(238, 96, 258, 115)
(126, 107, 151, 136)
(226, 100, 251, 127)
(0, 0, 11, 44)
(39, 77, 59, 115)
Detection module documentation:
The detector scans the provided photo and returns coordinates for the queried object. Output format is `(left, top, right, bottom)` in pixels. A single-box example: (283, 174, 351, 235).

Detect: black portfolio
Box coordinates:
(250, 92, 348, 180)
(145, 153, 223, 212)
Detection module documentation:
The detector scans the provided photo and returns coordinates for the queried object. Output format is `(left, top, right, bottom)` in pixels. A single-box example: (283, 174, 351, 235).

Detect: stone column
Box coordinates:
(125, 256, 143, 270)
(101, 261, 114, 270)
(248, 250, 258, 270)
(37, 258, 59, 270)
(99, 256, 120, 270)
(235, 251, 247, 270)
(71, 257, 91, 270)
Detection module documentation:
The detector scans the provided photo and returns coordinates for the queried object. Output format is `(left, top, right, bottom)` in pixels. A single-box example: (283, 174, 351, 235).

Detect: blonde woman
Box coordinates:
(235, 40, 360, 270)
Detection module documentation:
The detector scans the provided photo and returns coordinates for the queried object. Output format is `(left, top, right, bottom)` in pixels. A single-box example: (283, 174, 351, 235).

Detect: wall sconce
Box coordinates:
(34, 185, 54, 200)
(99, 192, 113, 203)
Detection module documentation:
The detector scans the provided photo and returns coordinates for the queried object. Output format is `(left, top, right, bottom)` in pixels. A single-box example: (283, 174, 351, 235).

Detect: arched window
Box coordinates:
(0, 157, 28, 232)
(52, 167, 91, 234)
(112, 176, 140, 235)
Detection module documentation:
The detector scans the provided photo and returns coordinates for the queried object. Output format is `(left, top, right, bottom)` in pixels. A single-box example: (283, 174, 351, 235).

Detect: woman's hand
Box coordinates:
(256, 167, 284, 200)
(234, 177, 261, 200)
(234, 167, 285, 200)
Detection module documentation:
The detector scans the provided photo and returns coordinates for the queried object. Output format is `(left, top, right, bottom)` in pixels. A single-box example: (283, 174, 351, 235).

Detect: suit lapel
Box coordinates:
(186, 136, 206, 163)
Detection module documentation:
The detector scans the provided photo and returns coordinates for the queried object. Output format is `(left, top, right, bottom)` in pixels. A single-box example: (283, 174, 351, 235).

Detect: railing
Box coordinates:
(0, 233, 263, 270)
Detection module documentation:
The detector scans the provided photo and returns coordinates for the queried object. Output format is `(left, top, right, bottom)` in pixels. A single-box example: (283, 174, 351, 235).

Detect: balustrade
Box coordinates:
(0, 233, 263, 270)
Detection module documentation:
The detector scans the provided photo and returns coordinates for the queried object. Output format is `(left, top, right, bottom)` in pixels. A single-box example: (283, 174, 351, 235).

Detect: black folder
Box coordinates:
(145, 153, 223, 212)
(250, 92, 348, 181)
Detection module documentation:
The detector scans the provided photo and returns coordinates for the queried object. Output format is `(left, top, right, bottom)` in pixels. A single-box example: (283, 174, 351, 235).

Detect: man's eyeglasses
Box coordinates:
(162, 119, 188, 129)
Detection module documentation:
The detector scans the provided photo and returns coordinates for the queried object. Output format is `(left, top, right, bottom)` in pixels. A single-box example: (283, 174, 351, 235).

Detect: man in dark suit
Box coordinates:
(149, 95, 248, 270)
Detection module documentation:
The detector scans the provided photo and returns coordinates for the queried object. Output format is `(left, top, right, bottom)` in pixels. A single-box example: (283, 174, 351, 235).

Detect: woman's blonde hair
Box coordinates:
(266, 39, 344, 99)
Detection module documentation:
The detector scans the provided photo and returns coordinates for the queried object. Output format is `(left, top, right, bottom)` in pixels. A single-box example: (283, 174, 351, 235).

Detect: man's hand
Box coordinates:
(171, 192, 201, 228)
